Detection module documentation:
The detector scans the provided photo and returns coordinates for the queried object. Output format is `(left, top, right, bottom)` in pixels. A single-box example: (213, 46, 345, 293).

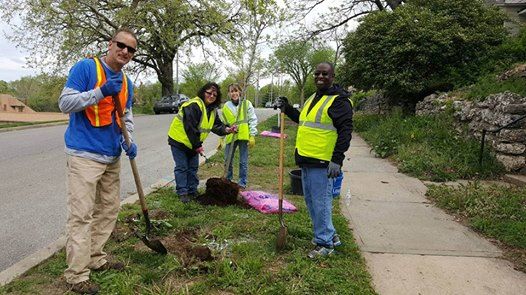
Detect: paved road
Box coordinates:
(0, 108, 276, 272)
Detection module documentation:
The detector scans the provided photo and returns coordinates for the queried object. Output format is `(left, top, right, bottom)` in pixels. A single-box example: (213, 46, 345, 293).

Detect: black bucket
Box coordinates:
(289, 169, 303, 195)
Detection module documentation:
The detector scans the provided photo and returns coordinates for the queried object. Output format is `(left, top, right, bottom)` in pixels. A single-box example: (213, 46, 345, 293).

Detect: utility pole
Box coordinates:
(175, 50, 180, 95)
(255, 68, 260, 107)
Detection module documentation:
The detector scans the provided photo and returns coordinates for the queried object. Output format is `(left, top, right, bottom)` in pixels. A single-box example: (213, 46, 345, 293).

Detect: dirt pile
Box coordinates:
(197, 177, 243, 206)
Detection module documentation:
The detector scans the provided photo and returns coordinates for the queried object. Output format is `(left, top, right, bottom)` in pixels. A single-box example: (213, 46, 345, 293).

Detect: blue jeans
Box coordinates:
(170, 145, 199, 196)
(301, 167, 336, 248)
(224, 140, 248, 188)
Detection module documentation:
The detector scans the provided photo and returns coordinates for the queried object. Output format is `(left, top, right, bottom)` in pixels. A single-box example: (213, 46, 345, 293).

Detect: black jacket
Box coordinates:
(168, 102, 229, 155)
(283, 85, 353, 168)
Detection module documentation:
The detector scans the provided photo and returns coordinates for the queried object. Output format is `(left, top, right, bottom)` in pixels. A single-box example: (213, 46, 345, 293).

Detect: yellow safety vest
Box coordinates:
(167, 97, 216, 149)
(221, 99, 249, 143)
(295, 94, 338, 161)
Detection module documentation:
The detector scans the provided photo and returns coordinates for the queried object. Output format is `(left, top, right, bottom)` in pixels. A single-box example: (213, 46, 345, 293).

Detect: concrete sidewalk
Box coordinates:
(339, 134, 526, 295)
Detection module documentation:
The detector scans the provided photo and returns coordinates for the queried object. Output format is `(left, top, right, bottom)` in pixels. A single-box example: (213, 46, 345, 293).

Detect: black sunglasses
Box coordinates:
(114, 40, 137, 54)
(313, 71, 330, 77)
(205, 90, 217, 97)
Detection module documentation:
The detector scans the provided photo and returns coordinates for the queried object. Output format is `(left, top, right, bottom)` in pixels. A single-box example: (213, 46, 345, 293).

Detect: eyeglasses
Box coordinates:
(205, 90, 217, 97)
(313, 71, 330, 77)
(114, 40, 137, 54)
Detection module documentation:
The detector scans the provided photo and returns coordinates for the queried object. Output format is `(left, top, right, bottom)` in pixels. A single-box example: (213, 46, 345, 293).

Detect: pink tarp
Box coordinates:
(240, 190, 297, 214)
(260, 130, 287, 138)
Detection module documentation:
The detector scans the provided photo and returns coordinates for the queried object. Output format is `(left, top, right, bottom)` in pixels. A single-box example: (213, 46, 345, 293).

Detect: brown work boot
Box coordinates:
(68, 280, 100, 294)
(92, 260, 125, 271)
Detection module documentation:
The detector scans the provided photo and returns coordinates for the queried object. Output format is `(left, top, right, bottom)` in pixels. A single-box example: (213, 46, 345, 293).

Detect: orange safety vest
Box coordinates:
(84, 57, 128, 127)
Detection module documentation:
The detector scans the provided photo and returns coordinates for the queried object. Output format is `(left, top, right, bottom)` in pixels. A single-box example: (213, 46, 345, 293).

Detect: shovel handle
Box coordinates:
(278, 111, 285, 216)
(113, 97, 151, 229)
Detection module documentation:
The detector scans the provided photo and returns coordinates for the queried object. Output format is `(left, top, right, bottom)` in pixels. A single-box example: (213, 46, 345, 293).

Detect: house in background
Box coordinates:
(0, 94, 35, 113)
(488, 0, 526, 35)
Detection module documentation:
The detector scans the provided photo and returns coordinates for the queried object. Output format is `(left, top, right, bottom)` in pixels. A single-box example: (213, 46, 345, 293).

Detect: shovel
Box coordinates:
(276, 111, 287, 251)
(113, 97, 167, 255)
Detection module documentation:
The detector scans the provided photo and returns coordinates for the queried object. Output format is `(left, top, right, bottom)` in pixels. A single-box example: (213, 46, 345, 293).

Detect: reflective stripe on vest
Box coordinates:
(221, 99, 249, 143)
(295, 94, 338, 161)
(84, 57, 128, 128)
(167, 97, 216, 149)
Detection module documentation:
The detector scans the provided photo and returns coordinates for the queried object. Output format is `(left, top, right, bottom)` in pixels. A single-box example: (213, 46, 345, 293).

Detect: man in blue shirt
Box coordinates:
(59, 28, 138, 294)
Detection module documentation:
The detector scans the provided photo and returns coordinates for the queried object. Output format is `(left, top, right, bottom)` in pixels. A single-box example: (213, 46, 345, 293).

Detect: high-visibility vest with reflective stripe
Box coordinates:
(167, 97, 215, 149)
(295, 94, 338, 161)
(84, 57, 128, 128)
(222, 100, 249, 143)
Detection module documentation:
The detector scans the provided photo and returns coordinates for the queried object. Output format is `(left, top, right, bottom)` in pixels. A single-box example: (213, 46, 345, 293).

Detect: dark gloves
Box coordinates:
(226, 124, 238, 133)
(100, 77, 123, 97)
(273, 96, 289, 112)
(120, 136, 137, 159)
(327, 161, 341, 178)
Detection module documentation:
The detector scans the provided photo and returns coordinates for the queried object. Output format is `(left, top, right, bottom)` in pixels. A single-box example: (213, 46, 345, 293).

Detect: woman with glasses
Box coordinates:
(167, 82, 237, 203)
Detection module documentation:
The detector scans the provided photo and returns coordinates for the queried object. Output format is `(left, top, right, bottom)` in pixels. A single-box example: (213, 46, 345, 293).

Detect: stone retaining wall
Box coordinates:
(416, 91, 526, 173)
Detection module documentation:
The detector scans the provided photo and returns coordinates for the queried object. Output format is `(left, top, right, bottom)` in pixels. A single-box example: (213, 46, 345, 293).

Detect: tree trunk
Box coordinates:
(158, 61, 174, 97)
(385, 0, 403, 10)
(300, 87, 305, 106)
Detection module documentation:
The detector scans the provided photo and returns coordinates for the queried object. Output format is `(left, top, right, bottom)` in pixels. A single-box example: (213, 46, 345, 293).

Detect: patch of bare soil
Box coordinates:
(197, 177, 244, 207)
(149, 209, 171, 220)
(135, 229, 213, 267)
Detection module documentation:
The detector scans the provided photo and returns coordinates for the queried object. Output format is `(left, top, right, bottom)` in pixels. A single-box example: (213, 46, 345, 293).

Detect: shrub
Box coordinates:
(340, 0, 507, 108)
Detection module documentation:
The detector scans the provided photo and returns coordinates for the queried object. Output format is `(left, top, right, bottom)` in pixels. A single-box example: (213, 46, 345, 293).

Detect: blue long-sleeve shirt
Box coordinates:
(59, 58, 134, 163)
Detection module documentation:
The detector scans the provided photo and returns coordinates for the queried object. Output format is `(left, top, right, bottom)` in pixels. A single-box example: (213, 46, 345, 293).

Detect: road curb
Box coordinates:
(0, 148, 219, 287)
(0, 121, 68, 133)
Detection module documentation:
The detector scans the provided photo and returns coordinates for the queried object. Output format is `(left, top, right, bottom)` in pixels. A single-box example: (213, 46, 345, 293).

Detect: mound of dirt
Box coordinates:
(197, 177, 243, 206)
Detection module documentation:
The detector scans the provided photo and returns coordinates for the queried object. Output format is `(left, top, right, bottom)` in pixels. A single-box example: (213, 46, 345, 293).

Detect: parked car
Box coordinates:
(293, 104, 300, 109)
(265, 101, 273, 108)
(153, 94, 189, 114)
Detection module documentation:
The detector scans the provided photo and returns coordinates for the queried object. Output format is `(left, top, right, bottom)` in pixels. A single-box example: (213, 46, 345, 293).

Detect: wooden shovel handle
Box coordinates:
(113, 97, 149, 218)
(278, 112, 285, 207)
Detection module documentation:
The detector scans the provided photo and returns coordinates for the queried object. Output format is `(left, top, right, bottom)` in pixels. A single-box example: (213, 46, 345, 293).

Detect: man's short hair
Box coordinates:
(317, 62, 335, 73)
(112, 28, 138, 43)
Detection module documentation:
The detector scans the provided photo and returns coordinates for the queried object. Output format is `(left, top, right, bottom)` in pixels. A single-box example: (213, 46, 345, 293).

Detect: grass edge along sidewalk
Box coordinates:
(0, 115, 375, 294)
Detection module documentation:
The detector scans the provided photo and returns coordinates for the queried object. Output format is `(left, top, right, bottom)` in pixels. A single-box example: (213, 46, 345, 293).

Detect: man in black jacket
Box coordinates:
(277, 62, 353, 258)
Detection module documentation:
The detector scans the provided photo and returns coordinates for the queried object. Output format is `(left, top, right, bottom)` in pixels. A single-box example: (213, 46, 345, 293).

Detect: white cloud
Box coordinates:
(0, 22, 38, 81)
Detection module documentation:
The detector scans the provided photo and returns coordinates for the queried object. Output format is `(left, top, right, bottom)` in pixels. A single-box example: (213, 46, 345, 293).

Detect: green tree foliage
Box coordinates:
(133, 82, 162, 114)
(340, 0, 507, 107)
(9, 74, 66, 112)
(0, 80, 15, 95)
(179, 62, 221, 97)
(274, 41, 334, 105)
(0, 0, 240, 97)
(491, 26, 526, 69)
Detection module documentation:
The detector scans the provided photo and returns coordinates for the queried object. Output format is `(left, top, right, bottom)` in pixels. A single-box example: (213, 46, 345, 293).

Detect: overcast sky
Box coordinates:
(0, 1, 356, 85)
(0, 22, 37, 82)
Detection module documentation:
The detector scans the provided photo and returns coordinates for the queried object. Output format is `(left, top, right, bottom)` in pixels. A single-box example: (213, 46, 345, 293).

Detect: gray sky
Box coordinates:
(0, 0, 356, 84)
(0, 22, 36, 81)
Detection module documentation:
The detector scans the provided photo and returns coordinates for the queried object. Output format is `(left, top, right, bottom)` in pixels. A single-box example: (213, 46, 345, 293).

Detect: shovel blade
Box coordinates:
(134, 230, 168, 254)
(275, 226, 287, 251)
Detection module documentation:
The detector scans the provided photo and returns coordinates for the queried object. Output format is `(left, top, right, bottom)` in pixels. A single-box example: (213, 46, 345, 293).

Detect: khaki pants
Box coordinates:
(64, 155, 121, 284)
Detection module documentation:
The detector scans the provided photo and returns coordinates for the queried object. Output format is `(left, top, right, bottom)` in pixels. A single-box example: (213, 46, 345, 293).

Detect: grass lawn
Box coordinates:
(426, 183, 526, 272)
(353, 111, 504, 181)
(0, 115, 375, 294)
